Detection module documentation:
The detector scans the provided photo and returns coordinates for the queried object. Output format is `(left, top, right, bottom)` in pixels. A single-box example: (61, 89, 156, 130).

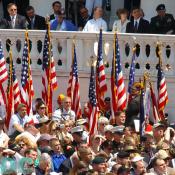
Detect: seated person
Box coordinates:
(50, 11, 77, 31)
(52, 96, 75, 122)
(83, 7, 107, 32)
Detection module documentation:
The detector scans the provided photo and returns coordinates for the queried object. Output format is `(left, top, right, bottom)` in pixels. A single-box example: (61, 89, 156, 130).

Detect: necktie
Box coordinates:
(31, 18, 34, 29)
(134, 21, 138, 33)
(11, 16, 15, 28)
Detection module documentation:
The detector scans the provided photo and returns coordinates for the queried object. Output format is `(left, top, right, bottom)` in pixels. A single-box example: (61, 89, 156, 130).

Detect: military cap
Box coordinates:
(104, 125, 113, 132)
(117, 151, 130, 158)
(76, 118, 87, 126)
(105, 97, 110, 102)
(70, 126, 83, 134)
(156, 4, 165, 11)
(131, 156, 144, 162)
(112, 126, 124, 134)
(153, 122, 165, 129)
(92, 157, 106, 164)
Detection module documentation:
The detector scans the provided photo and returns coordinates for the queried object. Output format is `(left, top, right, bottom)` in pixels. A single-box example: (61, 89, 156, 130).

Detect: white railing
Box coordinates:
(0, 30, 174, 120)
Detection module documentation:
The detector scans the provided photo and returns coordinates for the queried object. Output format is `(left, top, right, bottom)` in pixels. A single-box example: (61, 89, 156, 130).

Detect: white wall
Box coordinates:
(30, 0, 65, 17)
(141, 0, 175, 21)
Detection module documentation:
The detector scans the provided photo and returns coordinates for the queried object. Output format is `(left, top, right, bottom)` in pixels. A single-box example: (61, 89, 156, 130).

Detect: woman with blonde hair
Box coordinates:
(15, 135, 37, 156)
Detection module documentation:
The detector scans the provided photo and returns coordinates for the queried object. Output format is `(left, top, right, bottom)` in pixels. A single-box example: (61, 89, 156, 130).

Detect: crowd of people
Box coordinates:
(0, 1, 175, 175)
(0, 1, 175, 34)
(0, 87, 175, 175)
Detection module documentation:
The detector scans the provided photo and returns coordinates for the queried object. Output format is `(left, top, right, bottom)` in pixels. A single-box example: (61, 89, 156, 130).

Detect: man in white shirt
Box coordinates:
(8, 103, 30, 137)
(52, 96, 75, 122)
(83, 7, 107, 32)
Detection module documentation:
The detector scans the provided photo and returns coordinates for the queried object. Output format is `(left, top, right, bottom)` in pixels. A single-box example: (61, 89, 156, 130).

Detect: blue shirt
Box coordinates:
(51, 153, 67, 173)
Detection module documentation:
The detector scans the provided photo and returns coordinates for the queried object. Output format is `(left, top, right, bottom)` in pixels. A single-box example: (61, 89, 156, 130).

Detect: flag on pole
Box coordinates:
(140, 88, 145, 139)
(0, 41, 8, 84)
(21, 31, 34, 115)
(157, 47, 168, 119)
(67, 43, 81, 119)
(0, 40, 8, 106)
(89, 63, 98, 136)
(96, 29, 107, 111)
(111, 33, 127, 115)
(150, 83, 160, 123)
(128, 50, 136, 102)
(42, 23, 58, 115)
(6, 50, 20, 128)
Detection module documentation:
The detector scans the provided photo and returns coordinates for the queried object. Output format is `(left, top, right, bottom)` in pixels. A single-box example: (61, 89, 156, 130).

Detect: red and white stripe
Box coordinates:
(13, 78, 21, 110)
(0, 57, 8, 83)
(158, 77, 168, 111)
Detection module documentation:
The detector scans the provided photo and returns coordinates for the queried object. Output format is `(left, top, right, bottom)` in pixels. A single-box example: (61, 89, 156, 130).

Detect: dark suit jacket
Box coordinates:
(2, 14, 26, 29)
(26, 15, 46, 30)
(59, 158, 72, 175)
(126, 18, 150, 33)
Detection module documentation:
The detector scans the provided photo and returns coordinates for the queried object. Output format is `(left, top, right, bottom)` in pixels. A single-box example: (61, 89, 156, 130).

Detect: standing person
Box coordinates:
(83, 7, 107, 32)
(126, 7, 150, 33)
(150, 4, 175, 34)
(1, 3, 26, 29)
(50, 1, 62, 21)
(25, 6, 46, 30)
(112, 8, 129, 33)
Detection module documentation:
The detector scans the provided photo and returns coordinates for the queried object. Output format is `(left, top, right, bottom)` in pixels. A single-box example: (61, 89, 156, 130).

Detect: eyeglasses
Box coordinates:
(19, 143, 26, 147)
(10, 9, 17, 11)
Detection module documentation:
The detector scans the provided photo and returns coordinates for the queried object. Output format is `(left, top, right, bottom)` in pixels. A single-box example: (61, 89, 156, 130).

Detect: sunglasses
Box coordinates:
(10, 9, 17, 11)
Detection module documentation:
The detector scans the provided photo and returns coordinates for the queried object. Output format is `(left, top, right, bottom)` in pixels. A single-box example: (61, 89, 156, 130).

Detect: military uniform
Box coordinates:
(150, 4, 175, 34)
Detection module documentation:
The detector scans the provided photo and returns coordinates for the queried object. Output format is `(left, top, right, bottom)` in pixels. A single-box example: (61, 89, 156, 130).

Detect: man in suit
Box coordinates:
(50, 1, 62, 21)
(26, 6, 46, 30)
(150, 4, 175, 34)
(1, 3, 26, 29)
(2, 0, 29, 18)
(126, 7, 150, 33)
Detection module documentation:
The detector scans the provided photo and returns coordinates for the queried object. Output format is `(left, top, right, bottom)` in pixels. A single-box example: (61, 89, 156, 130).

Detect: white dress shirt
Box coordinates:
(83, 17, 107, 32)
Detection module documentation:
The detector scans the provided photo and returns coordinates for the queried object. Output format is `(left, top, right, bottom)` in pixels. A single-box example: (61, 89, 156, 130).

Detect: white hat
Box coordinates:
(153, 122, 164, 129)
(104, 125, 113, 132)
(71, 126, 83, 134)
(131, 156, 144, 162)
(112, 126, 125, 133)
(76, 118, 87, 126)
(98, 117, 109, 124)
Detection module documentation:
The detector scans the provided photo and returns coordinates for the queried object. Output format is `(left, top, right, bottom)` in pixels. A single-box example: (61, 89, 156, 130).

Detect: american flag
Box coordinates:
(157, 59, 168, 119)
(89, 64, 98, 136)
(21, 32, 34, 115)
(42, 25, 57, 114)
(128, 50, 136, 102)
(111, 33, 127, 114)
(6, 58, 21, 128)
(67, 43, 81, 119)
(96, 29, 107, 111)
(0, 41, 8, 106)
(150, 83, 160, 123)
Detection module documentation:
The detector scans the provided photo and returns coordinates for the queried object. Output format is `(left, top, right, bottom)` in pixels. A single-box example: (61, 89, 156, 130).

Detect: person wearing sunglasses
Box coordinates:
(52, 96, 75, 123)
(1, 3, 26, 29)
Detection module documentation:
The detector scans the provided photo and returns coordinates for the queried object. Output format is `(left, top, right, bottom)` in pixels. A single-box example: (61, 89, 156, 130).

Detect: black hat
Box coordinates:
(105, 97, 110, 102)
(92, 157, 106, 164)
(156, 4, 165, 11)
(117, 151, 130, 158)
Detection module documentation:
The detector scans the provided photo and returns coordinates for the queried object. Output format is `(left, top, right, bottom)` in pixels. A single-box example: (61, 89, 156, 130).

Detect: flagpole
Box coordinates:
(6, 46, 13, 128)
(25, 30, 32, 115)
(47, 18, 52, 117)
